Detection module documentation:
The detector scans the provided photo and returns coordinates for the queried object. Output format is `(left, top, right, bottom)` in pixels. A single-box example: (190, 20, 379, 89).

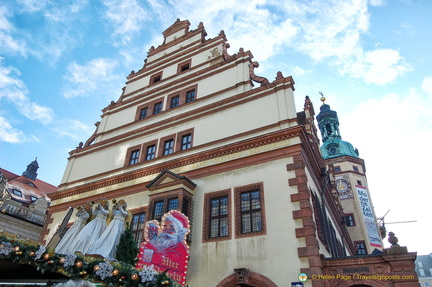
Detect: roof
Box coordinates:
(416, 254, 432, 278)
(1, 167, 57, 205)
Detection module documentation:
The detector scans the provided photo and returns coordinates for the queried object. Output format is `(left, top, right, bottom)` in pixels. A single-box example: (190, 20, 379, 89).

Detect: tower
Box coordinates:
(317, 94, 383, 255)
(22, 158, 39, 181)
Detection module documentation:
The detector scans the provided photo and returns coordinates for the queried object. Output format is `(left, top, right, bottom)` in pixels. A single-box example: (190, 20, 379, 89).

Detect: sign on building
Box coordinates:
(136, 210, 190, 285)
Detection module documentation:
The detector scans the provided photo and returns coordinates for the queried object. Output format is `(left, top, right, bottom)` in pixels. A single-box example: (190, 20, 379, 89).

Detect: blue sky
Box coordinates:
(1, 0, 431, 254)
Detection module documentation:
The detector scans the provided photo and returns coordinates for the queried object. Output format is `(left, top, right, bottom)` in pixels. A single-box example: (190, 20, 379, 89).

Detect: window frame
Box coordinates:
(355, 241, 367, 255)
(203, 189, 231, 242)
(148, 189, 193, 222)
(168, 94, 180, 109)
(177, 59, 192, 73)
(135, 104, 149, 121)
(343, 213, 356, 227)
(185, 89, 195, 103)
(129, 207, 147, 247)
(158, 134, 176, 157)
(176, 128, 194, 151)
(124, 145, 142, 166)
(150, 71, 163, 85)
(153, 101, 163, 115)
(142, 140, 157, 161)
(12, 189, 22, 197)
(234, 182, 266, 238)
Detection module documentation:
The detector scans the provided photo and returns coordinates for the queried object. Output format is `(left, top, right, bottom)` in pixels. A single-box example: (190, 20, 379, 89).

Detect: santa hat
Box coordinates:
(165, 210, 189, 235)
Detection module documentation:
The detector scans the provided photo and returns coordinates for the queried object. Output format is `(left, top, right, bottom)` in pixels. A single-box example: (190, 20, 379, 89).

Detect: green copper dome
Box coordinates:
(317, 96, 359, 159)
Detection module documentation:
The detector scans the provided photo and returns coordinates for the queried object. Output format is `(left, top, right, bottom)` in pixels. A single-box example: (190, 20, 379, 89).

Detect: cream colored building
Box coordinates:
(41, 20, 418, 287)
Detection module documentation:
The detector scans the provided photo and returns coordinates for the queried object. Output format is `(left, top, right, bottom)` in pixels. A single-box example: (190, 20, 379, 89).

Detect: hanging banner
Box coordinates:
(356, 185, 382, 248)
(136, 210, 190, 285)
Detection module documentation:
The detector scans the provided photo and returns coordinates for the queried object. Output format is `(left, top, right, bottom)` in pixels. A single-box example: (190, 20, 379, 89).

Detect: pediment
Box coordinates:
(146, 170, 196, 193)
(162, 19, 191, 38)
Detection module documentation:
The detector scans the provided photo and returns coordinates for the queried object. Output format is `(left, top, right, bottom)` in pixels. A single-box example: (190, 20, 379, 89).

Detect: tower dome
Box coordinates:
(316, 94, 359, 159)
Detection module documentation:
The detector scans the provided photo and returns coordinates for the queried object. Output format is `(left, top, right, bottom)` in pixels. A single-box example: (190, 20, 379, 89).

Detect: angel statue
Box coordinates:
(55, 202, 92, 254)
(87, 199, 131, 260)
(68, 199, 110, 254)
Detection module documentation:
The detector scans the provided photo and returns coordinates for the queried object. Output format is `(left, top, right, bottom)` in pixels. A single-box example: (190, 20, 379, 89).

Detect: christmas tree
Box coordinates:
(115, 223, 139, 265)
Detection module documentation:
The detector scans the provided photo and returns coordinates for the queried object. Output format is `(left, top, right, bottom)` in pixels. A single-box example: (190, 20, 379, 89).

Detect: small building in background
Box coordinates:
(416, 254, 432, 287)
(0, 158, 57, 242)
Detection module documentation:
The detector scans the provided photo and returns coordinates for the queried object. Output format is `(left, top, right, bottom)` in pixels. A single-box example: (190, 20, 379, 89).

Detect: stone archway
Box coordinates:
(215, 268, 278, 287)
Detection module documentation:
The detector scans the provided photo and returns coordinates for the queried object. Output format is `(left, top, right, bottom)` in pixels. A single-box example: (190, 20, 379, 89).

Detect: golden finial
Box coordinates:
(319, 91, 326, 103)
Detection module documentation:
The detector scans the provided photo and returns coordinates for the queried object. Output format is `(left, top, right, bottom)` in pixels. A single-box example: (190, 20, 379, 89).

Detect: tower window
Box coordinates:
(353, 166, 359, 172)
(343, 214, 355, 226)
(355, 241, 367, 255)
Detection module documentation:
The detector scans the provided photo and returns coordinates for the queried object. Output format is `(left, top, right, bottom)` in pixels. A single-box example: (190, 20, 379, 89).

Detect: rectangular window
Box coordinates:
(334, 166, 341, 172)
(203, 190, 231, 242)
(240, 190, 262, 234)
(355, 241, 367, 255)
(353, 165, 359, 172)
(129, 149, 140, 165)
(146, 145, 156, 160)
(153, 201, 164, 222)
(177, 59, 191, 73)
(186, 90, 195, 103)
(131, 212, 146, 246)
(163, 139, 174, 155)
(235, 183, 265, 238)
(210, 196, 229, 238)
(343, 214, 355, 226)
(181, 134, 192, 150)
(150, 72, 163, 84)
(153, 102, 162, 114)
(180, 63, 190, 72)
(357, 180, 362, 185)
(170, 96, 180, 108)
(167, 198, 178, 211)
(139, 107, 148, 119)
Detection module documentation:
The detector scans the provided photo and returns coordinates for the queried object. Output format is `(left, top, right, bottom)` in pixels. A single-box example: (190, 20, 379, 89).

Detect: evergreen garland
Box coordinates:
(115, 224, 139, 265)
(0, 233, 188, 287)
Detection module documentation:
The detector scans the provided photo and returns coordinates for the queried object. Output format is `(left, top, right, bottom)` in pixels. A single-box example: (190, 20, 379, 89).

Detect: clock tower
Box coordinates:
(316, 94, 383, 255)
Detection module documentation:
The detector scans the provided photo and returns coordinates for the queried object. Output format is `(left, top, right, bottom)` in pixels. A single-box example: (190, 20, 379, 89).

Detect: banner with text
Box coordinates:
(356, 185, 382, 248)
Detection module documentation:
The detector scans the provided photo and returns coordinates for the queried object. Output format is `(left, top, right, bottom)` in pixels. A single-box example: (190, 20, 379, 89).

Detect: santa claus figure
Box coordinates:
(137, 210, 190, 285)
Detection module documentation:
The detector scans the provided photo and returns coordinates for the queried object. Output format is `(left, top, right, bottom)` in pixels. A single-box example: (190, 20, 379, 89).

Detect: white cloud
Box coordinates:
(0, 59, 55, 125)
(103, 0, 150, 46)
(339, 86, 432, 251)
(0, 6, 27, 56)
(340, 48, 412, 85)
(62, 58, 122, 99)
(0, 116, 26, 143)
